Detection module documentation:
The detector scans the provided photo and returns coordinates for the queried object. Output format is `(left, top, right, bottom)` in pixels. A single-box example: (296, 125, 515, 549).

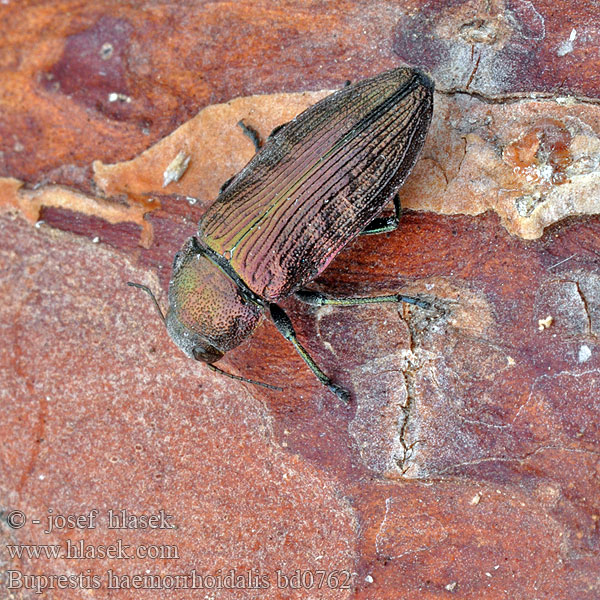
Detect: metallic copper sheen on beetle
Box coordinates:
(165, 67, 433, 401)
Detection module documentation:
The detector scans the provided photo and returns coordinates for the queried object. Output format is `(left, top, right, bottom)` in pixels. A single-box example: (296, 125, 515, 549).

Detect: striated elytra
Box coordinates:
(130, 67, 434, 402)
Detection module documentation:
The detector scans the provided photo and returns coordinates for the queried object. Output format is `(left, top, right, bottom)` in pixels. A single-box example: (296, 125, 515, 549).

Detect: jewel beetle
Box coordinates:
(130, 67, 434, 402)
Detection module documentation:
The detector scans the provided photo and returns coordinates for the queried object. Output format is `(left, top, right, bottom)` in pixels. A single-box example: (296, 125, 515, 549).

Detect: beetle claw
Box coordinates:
(329, 382, 351, 404)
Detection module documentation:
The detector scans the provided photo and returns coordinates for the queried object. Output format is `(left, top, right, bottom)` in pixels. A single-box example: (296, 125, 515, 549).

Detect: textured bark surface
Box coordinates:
(1, 1, 599, 599)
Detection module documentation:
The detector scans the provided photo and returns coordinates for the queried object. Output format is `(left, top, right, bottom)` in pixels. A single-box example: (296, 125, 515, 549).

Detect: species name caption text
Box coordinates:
(3, 508, 353, 593)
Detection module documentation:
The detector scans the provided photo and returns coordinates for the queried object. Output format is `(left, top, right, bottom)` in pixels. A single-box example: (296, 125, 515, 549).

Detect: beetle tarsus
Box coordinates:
(329, 382, 351, 404)
(396, 294, 431, 310)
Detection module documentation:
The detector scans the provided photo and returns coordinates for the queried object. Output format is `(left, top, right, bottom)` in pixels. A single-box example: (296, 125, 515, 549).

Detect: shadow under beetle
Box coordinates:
(130, 67, 434, 402)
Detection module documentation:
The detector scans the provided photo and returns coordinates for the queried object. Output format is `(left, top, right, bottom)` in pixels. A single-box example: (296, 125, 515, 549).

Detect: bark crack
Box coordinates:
(439, 88, 600, 107)
(573, 280, 594, 337)
(396, 307, 427, 473)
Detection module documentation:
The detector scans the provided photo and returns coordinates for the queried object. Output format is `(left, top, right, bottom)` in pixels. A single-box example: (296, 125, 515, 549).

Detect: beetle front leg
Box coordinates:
(295, 289, 430, 310)
(269, 304, 350, 404)
(219, 121, 266, 192)
(237, 119, 292, 151)
(360, 195, 401, 235)
(237, 120, 263, 152)
(219, 174, 235, 194)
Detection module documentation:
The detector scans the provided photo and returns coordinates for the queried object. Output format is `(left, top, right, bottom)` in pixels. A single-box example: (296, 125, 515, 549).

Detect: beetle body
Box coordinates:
(161, 67, 433, 400)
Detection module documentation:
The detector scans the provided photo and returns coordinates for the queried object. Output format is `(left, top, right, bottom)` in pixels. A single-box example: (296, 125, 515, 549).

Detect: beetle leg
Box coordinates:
(219, 174, 235, 194)
(269, 303, 350, 404)
(221, 118, 290, 191)
(360, 195, 401, 235)
(295, 289, 430, 310)
(268, 122, 288, 139)
(237, 120, 263, 152)
(220, 120, 266, 192)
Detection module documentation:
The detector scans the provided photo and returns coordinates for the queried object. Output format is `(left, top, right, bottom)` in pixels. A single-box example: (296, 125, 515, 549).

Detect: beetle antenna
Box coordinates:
(207, 364, 282, 391)
(127, 282, 166, 324)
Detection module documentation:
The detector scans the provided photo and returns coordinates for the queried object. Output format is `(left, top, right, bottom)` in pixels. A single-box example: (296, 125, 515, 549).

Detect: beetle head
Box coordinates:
(165, 237, 262, 363)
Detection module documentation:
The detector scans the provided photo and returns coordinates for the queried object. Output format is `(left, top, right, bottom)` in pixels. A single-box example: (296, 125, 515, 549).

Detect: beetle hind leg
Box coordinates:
(360, 195, 401, 235)
(295, 289, 430, 310)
